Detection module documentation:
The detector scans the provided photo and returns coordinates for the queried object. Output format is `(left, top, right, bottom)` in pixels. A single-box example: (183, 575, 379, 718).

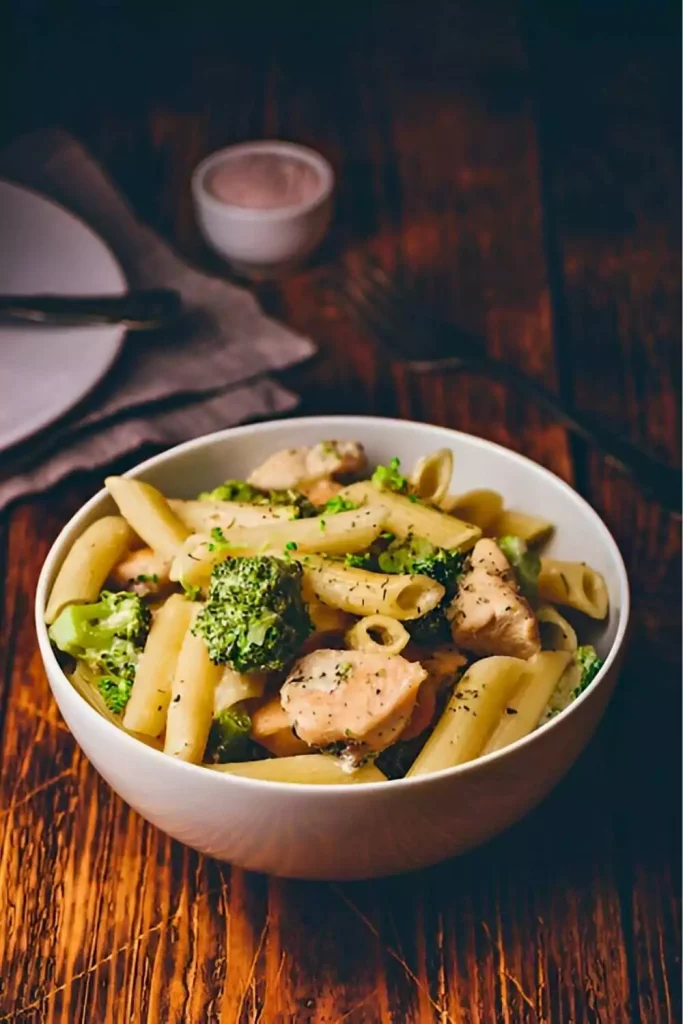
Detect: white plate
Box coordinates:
(0, 180, 126, 452)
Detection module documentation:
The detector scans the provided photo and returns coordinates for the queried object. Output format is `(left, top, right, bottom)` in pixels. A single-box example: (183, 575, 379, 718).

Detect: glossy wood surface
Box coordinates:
(1, 3, 680, 1021)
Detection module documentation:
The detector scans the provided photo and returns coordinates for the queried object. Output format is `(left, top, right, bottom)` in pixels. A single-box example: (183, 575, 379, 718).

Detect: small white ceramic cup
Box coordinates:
(191, 140, 334, 279)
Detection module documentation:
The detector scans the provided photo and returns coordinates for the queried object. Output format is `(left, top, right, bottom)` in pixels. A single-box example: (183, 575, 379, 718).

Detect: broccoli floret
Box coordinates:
(198, 479, 316, 519)
(342, 531, 396, 572)
(97, 674, 135, 714)
(268, 489, 317, 518)
(48, 590, 150, 654)
(378, 535, 465, 596)
(496, 535, 541, 600)
(206, 526, 234, 553)
(193, 555, 313, 672)
(407, 606, 452, 645)
(48, 591, 150, 714)
(376, 734, 429, 780)
(571, 645, 603, 698)
(371, 456, 410, 494)
(204, 705, 253, 763)
(345, 551, 373, 569)
(544, 644, 604, 722)
(199, 479, 264, 503)
(376, 535, 465, 645)
(321, 495, 359, 514)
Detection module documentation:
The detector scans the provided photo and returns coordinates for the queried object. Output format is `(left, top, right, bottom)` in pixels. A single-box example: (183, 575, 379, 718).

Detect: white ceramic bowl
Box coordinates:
(191, 141, 334, 278)
(35, 417, 629, 880)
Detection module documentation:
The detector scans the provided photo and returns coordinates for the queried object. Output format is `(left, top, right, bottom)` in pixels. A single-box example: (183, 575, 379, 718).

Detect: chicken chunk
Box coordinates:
(300, 478, 342, 506)
(251, 695, 310, 757)
(110, 547, 170, 597)
(470, 538, 512, 577)
(447, 539, 540, 659)
(247, 440, 366, 492)
(401, 644, 467, 740)
(280, 648, 426, 758)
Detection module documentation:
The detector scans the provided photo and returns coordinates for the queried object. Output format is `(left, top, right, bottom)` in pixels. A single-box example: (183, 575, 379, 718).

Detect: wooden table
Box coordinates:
(1, 3, 680, 1021)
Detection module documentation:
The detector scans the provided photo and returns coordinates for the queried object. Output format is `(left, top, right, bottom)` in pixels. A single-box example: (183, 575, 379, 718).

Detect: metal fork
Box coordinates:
(342, 264, 681, 513)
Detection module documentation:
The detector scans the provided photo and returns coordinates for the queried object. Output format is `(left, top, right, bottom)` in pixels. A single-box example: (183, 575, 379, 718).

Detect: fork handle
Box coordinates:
(422, 355, 681, 513)
(0, 289, 182, 329)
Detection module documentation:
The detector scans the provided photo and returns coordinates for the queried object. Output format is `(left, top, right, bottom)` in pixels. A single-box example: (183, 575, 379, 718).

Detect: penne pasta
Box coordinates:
(45, 516, 134, 624)
(214, 666, 267, 712)
(541, 659, 582, 723)
(169, 498, 293, 532)
(300, 555, 445, 620)
(536, 604, 577, 653)
(122, 594, 194, 737)
(170, 505, 386, 586)
(68, 664, 163, 749)
(208, 754, 388, 784)
(483, 651, 571, 755)
(410, 448, 453, 507)
(345, 614, 410, 656)
(105, 476, 190, 561)
(446, 489, 504, 530)
(164, 604, 224, 763)
(304, 588, 355, 633)
(407, 657, 528, 776)
(489, 509, 554, 545)
(340, 481, 481, 551)
(538, 559, 609, 619)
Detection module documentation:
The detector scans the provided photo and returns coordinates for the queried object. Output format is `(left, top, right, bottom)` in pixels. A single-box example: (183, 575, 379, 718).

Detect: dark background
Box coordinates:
(0, 1, 680, 1021)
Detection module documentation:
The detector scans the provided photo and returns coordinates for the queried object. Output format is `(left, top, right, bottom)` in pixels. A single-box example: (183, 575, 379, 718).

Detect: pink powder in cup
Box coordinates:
(206, 153, 324, 211)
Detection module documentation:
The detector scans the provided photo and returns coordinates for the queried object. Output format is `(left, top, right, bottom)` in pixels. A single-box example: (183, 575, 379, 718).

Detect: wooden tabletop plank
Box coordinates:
(526, 17, 681, 1023)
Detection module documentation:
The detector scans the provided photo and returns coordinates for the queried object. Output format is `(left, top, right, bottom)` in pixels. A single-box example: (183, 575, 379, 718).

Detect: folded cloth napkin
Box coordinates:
(0, 129, 316, 511)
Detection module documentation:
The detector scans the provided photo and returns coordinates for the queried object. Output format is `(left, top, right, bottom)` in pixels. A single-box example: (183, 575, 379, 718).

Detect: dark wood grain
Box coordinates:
(0, 2, 680, 1021)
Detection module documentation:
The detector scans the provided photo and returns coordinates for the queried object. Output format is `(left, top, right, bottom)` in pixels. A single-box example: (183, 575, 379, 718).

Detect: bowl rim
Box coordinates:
(35, 414, 630, 797)
(191, 140, 335, 222)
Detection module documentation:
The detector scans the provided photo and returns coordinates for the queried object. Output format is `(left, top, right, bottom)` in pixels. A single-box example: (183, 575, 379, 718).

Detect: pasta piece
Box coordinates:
(214, 666, 267, 712)
(45, 516, 134, 624)
(538, 559, 609, 619)
(304, 588, 355, 633)
(489, 509, 554, 545)
(164, 604, 224, 763)
(483, 651, 571, 755)
(410, 448, 453, 506)
(540, 659, 582, 722)
(345, 615, 410, 657)
(407, 657, 528, 776)
(445, 489, 504, 531)
(169, 499, 293, 532)
(208, 754, 388, 784)
(340, 481, 481, 551)
(122, 595, 195, 737)
(68, 664, 163, 749)
(105, 477, 190, 560)
(301, 555, 445, 620)
(536, 604, 577, 653)
(170, 506, 386, 587)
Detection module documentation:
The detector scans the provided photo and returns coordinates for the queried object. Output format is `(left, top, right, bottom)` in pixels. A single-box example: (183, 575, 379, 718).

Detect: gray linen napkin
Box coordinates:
(0, 130, 316, 510)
